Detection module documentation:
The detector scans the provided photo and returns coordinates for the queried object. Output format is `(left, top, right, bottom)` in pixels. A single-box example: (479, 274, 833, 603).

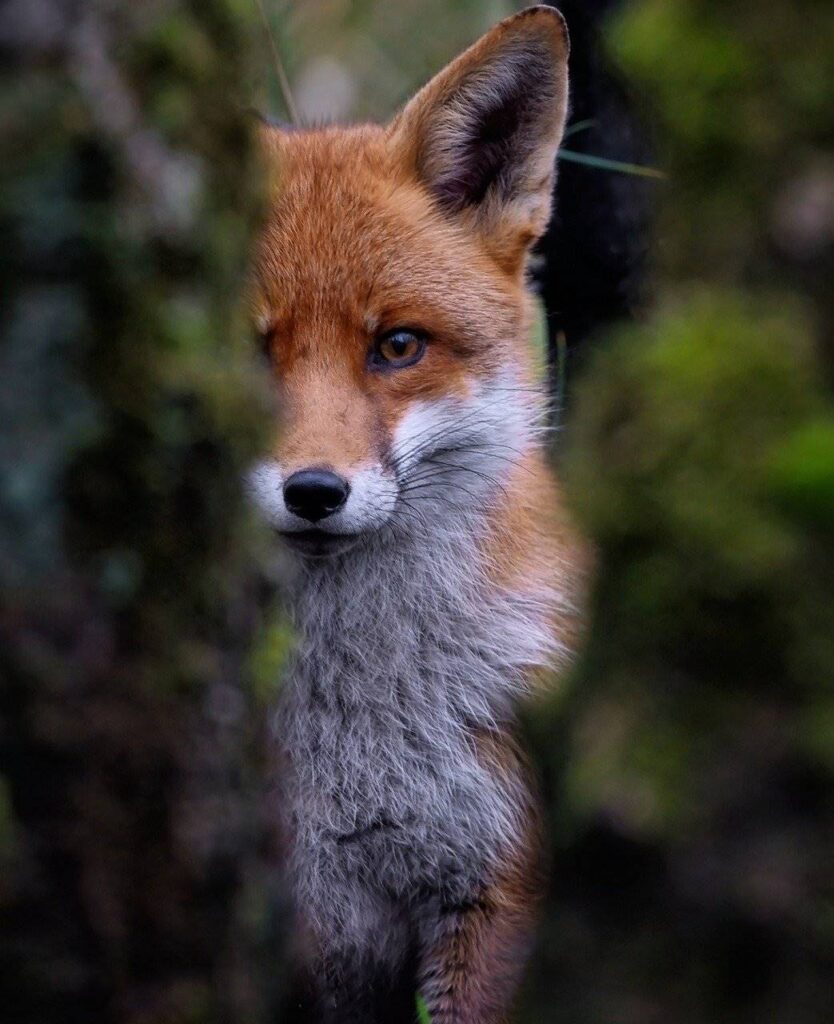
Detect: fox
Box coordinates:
(248, 7, 586, 1022)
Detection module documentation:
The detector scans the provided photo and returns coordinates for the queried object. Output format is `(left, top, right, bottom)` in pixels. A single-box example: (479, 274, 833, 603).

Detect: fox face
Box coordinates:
(249, 7, 569, 558)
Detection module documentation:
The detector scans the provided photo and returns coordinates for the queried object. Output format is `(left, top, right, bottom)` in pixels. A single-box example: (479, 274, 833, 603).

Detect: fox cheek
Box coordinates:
(245, 459, 285, 528)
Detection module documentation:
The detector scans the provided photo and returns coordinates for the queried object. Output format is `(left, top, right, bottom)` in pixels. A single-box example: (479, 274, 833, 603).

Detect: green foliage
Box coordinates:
(251, 617, 295, 707)
(769, 416, 834, 528)
(564, 292, 834, 834)
(415, 992, 433, 1024)
(569, 293, 824, 622)
(520, 1, 834, 1021)
(610, 0, 834, 280)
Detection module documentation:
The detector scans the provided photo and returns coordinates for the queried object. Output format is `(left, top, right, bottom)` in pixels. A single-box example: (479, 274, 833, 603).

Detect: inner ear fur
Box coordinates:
(388, 6, 570, 265)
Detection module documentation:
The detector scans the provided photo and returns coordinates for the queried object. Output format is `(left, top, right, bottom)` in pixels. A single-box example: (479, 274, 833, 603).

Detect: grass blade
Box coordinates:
(416, 993, 433, 1024)
(558, 148, 666, 179)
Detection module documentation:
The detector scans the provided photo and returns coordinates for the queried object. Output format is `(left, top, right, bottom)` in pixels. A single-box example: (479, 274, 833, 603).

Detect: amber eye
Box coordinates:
(370, 329, 427, 370)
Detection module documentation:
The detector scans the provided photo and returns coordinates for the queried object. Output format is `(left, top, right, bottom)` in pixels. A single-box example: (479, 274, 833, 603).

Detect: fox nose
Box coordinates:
(283, 469, 350, 523)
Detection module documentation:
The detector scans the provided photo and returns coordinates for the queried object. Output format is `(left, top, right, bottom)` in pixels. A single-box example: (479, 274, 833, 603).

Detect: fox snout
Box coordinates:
(247, 374, 539, 559)
(247, 455, 400, 555)
(282, 468, 350, 523)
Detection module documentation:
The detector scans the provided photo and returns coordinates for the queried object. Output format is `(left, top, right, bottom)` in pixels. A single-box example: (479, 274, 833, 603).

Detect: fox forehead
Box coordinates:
(253, 125, 522, 361)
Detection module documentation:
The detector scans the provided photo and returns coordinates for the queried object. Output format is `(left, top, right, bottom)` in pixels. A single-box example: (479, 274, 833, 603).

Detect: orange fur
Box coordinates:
(252, 7, 586, 1021)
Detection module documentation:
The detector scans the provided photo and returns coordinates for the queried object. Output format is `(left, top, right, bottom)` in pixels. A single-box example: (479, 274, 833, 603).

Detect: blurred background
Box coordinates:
(255, 1, 521, 123)
(2, 1, 833, 1023)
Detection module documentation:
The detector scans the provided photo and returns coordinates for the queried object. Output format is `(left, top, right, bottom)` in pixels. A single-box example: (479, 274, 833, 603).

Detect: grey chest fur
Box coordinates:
(276, 534, 555, 952)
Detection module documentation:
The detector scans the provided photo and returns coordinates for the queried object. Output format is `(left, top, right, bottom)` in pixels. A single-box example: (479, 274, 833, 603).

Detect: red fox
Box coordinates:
(248, 7, 586, 1021)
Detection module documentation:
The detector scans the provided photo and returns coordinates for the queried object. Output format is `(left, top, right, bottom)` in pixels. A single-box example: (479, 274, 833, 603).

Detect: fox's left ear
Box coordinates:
(388, 5, 569, 269)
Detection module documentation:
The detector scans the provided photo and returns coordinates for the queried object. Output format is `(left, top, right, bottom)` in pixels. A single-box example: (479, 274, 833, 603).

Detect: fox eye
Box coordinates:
(370, 329, 427, 370)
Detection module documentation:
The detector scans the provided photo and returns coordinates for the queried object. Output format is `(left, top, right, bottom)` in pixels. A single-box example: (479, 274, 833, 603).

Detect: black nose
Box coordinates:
(283, 469, 350, 523)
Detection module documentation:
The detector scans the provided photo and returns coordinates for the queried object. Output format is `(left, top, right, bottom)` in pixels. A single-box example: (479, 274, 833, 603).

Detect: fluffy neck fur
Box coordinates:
(278, 497, 566, 962)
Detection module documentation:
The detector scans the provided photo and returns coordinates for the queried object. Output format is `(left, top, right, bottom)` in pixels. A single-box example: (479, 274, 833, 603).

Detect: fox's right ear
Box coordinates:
(388, 5, 569, 269)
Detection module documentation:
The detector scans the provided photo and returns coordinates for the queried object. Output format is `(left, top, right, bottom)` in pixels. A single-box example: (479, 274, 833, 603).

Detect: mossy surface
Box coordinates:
(0, 2, 286, 1021)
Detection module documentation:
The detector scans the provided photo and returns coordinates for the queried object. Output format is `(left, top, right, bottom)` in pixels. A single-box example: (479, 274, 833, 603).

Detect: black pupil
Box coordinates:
(390, 335, 410, 356)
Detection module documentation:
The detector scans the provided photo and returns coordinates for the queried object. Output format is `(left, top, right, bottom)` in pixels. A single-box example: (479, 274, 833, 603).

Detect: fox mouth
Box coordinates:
(279, 529, 362, 558)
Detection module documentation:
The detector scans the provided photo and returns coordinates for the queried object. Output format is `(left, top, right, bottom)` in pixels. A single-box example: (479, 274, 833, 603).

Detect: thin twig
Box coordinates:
(255, 0, 300, 125)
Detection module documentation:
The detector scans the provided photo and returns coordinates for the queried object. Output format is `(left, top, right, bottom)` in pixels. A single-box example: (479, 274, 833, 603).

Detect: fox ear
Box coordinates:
(389, 6, 569, 265)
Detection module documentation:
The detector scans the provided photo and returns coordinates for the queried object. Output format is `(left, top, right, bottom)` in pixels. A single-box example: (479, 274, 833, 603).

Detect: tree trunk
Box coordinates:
(0, 2, 286, 1021)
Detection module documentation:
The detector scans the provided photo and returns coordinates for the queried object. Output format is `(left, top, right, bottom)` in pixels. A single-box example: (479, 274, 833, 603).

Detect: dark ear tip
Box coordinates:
(505, 5, 570, 59)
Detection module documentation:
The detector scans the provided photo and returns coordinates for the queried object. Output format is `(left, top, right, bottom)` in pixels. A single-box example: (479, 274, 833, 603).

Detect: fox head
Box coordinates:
(249, 6, 569, 558)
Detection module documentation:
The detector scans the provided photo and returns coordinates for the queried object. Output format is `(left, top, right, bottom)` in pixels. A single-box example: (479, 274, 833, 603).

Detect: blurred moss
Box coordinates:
(0, 0, 286, 1020)
(610, 0, 834, 283)
(523, 1, 834, 1021)
(561, 290, 833, 832)
(568, 292, 822, 608)
(768, 417, 834, 527)
(250, 618, 295, 708)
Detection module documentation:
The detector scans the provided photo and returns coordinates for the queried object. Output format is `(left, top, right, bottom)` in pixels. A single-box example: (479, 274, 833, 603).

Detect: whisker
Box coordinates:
(389, 387, 543, 469)
(402, 478, 486, 507)
(423, 458, 510, 501)
(389, 390, 555, 477)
